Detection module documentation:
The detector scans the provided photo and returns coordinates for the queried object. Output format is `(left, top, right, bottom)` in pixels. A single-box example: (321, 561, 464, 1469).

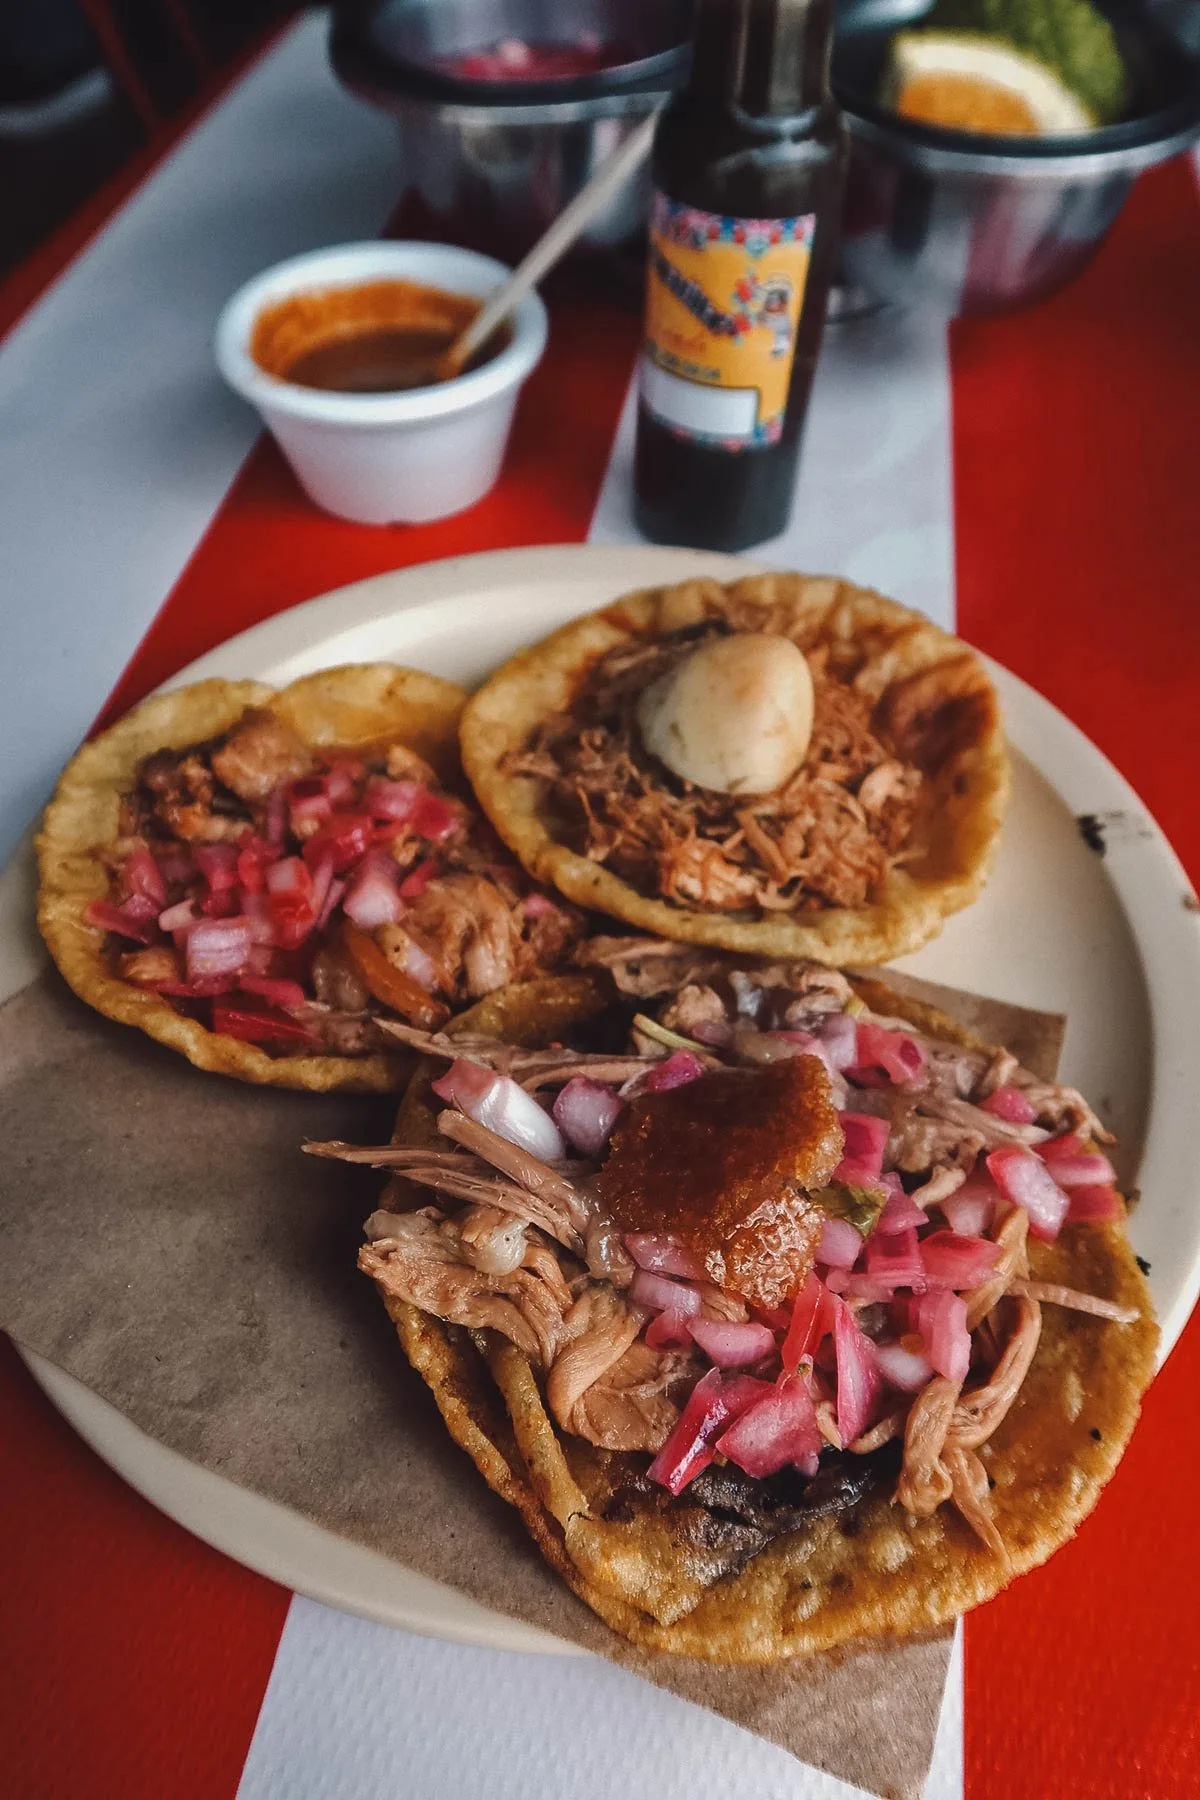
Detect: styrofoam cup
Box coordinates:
(214, 241, 548, 525)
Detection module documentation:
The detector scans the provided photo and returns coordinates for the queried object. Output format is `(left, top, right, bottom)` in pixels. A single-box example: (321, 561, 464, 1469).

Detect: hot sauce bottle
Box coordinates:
(633, 0, 847, 550)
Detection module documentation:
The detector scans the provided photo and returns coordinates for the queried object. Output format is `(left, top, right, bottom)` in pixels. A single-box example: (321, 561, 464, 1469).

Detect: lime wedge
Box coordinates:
(889, 31, 1096, 134)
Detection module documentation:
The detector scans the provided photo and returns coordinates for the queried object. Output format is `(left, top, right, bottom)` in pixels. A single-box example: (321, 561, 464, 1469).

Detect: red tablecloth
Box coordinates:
(2, 41, 1199, 1796)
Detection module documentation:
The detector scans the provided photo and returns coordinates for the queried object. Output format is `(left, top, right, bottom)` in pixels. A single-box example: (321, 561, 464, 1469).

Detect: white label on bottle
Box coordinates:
(639, 354, 760, 439)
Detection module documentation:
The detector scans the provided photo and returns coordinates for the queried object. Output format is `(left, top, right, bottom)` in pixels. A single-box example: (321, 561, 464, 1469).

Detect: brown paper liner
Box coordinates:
(0, 968, 1064, 1799)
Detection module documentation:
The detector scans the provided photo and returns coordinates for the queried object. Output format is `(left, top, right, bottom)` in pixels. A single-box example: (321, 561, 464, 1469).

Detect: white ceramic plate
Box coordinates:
(8, 543, 1200, 1653)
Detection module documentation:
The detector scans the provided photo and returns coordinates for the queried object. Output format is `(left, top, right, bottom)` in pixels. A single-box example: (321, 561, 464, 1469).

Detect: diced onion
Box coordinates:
(834, 1110, 890, 1184)
(941, 1168, 999, 1235)
(645, 1308, 693, 1349)
(552, 1078, 622, 1158)
(186, 918, 252, 982)
(912, 1289, 971, 1383)
(1038, 1132, 1085, 1164)
(365, 777, 422, 822)
(1068, 1183, 1124, 1224)
(241, 892, 275, 945)
(84, 899, 158, 944)
(875, 1184, 927, 1235)
(431, 1059, 494, 1109)
(121, 845, 167, 906)
(1036, 1151, 1117, 1189)
(116, 893, 159, 923)
(781, 1274, 837, 1372)
(852, 1021, 926, 1088)
(343, 856, 403, 929)
(866, 1225, 927, 1290)
(194, 844, 239, 893)
(411, 791, 459, 843)
(817, 1216, 863, 1270)
(432, 1059, 566, 1162)
(940, 1188, 994, 1237)
(874, 1339, 934, 1393)
(646, 1369, 770, 1496)
(834, 1301, 882, 1445)
(288, 781, 333, 836)
(840, 1274, 897, 1304)
(813, 1011, 858, 1072)
(629, 1269, 703, 1316)
(323, 761, 361, 805)
(642, 1050, 706, 1092)
(397, 931, 438, 990)
(315, 876, 346, 933)
(688, 1317, 776, 1368)
(716, 1375, 822, 1477)
(267, 856, 311, 896)
(265, 855, 317, 950)
(981, 1084, 1037, 1124)
(306, 849, 336, 927)
(624, 1234, 705, 1280)
(919, 1229, 1002, 1289)
(987, 1145, 1070, 1241)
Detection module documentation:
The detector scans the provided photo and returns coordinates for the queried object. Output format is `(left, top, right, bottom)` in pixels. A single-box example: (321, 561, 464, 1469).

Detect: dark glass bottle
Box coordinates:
(633, 0, 847, 550)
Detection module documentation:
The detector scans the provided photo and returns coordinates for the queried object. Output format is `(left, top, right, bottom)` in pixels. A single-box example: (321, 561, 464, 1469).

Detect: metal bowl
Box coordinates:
(330, 0, 690, 261)
(832, 1, 1200, 315)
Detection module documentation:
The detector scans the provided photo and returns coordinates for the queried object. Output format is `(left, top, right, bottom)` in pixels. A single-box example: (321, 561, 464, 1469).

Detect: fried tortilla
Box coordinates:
(459, 572, 1010, 966)
(339, 970, 1156, 1662)
(37, 666, 584, 1093)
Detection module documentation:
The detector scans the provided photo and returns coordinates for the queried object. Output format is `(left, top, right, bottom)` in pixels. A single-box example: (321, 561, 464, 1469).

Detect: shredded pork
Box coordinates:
(340, 958, 1143, 1551)
(504, 625, 924, 915)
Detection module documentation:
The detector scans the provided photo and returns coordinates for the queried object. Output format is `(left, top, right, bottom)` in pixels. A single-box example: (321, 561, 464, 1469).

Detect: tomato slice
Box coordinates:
(342, 920, 448, 1029)
(303, 813, 374, 874)
(211, 1000, 320, 1046)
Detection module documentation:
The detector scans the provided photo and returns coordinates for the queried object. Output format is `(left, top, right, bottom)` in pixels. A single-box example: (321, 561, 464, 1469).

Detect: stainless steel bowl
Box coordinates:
(330, 0, 690, 261)
(832, 1, 1200, 315)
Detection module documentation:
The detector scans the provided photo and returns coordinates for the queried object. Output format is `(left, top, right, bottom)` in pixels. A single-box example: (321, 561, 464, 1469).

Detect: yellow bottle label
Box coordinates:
(641, 194, 816, 450)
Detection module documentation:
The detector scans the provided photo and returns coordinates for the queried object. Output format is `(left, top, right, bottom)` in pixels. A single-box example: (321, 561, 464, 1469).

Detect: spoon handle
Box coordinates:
(440, 108, 661, 378)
